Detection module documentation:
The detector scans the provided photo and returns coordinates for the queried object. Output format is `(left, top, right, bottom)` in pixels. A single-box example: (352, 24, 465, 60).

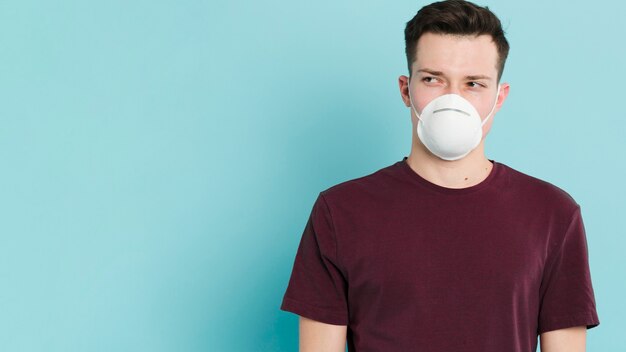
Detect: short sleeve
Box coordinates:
(537, 206, 600, 334)
(280, 193, 349, 325)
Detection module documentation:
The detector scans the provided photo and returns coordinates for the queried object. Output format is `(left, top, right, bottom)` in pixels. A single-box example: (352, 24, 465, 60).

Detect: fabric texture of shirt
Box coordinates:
(280, 156, 600, 351)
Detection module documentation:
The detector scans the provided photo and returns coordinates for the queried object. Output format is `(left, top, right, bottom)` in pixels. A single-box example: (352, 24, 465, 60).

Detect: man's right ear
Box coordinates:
(398, 75, 411, 107)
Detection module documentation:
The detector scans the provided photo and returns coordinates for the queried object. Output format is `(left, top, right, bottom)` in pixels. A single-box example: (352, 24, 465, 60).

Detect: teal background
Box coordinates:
(0, 0, 622, 351)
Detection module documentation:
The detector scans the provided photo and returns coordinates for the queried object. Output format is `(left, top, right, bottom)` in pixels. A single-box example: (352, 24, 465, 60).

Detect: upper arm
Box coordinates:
(539, 325, 586, 352)
(537, 207, 600, 334)
(299, 316, 347, 352)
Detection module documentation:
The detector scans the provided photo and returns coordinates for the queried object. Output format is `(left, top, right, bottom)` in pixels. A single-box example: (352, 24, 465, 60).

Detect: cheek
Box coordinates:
(413, 90, 439, 113)
(464, 96, 488, 116)
(473, 90, 500, 119)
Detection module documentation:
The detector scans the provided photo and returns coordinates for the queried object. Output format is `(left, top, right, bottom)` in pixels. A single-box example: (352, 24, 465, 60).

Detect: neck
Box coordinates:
(406, 139, 494, 189)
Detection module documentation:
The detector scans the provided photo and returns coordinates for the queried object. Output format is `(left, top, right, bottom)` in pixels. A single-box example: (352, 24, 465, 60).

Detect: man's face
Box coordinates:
(400, 32, 510, 139)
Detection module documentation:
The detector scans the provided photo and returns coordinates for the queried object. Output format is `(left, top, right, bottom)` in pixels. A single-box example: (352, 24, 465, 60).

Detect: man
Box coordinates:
(280, 1, 600, 351)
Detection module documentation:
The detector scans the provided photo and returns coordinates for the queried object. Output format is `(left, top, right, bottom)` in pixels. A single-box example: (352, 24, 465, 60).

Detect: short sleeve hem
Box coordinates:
(280, 296, 348, 326)
(537, 311, 600, 334)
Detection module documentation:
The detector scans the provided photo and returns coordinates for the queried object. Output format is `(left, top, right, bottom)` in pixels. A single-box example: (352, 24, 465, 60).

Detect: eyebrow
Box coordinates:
(465, 74, 492, 81)
(417, 68, 493, 81)
(417, 69, 444, 76)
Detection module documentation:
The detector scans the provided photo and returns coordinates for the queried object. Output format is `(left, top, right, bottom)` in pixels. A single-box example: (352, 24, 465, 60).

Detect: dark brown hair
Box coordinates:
(404, 0, 509, 81)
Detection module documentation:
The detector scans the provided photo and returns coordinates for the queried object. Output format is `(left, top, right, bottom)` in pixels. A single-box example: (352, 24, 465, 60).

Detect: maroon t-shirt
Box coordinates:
(280, 156, 600, 351)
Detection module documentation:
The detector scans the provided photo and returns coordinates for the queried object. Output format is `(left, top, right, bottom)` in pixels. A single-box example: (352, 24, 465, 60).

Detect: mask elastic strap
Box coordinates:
(481, 84, 501, 127)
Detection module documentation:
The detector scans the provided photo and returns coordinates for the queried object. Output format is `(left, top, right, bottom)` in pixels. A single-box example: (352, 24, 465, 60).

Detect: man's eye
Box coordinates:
(422, 77, 439, 83)
(468, 81, 485, 88)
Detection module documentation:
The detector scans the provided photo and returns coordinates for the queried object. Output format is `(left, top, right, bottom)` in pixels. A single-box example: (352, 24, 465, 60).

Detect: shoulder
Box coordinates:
(497, 161, 580, 215)
(318, 161, 401, 204)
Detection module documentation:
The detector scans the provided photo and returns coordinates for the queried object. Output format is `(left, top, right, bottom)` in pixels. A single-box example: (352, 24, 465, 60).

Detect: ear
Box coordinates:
(398, 75, 411, 107)
(494, 82, 510, 113)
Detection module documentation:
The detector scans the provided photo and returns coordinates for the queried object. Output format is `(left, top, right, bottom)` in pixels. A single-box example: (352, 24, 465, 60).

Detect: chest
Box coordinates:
(337, 198, 547, 305)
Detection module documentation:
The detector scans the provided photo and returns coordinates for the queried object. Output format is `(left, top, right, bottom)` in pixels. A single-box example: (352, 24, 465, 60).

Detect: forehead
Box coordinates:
(414, 32, 498, 77)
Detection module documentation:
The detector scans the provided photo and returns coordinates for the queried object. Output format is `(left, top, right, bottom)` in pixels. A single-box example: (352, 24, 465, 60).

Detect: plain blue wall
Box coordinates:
(0, 0, 623, 351)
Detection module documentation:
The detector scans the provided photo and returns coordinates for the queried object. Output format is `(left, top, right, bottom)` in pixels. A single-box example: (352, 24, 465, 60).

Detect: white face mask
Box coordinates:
(408, 80, 501, 161)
